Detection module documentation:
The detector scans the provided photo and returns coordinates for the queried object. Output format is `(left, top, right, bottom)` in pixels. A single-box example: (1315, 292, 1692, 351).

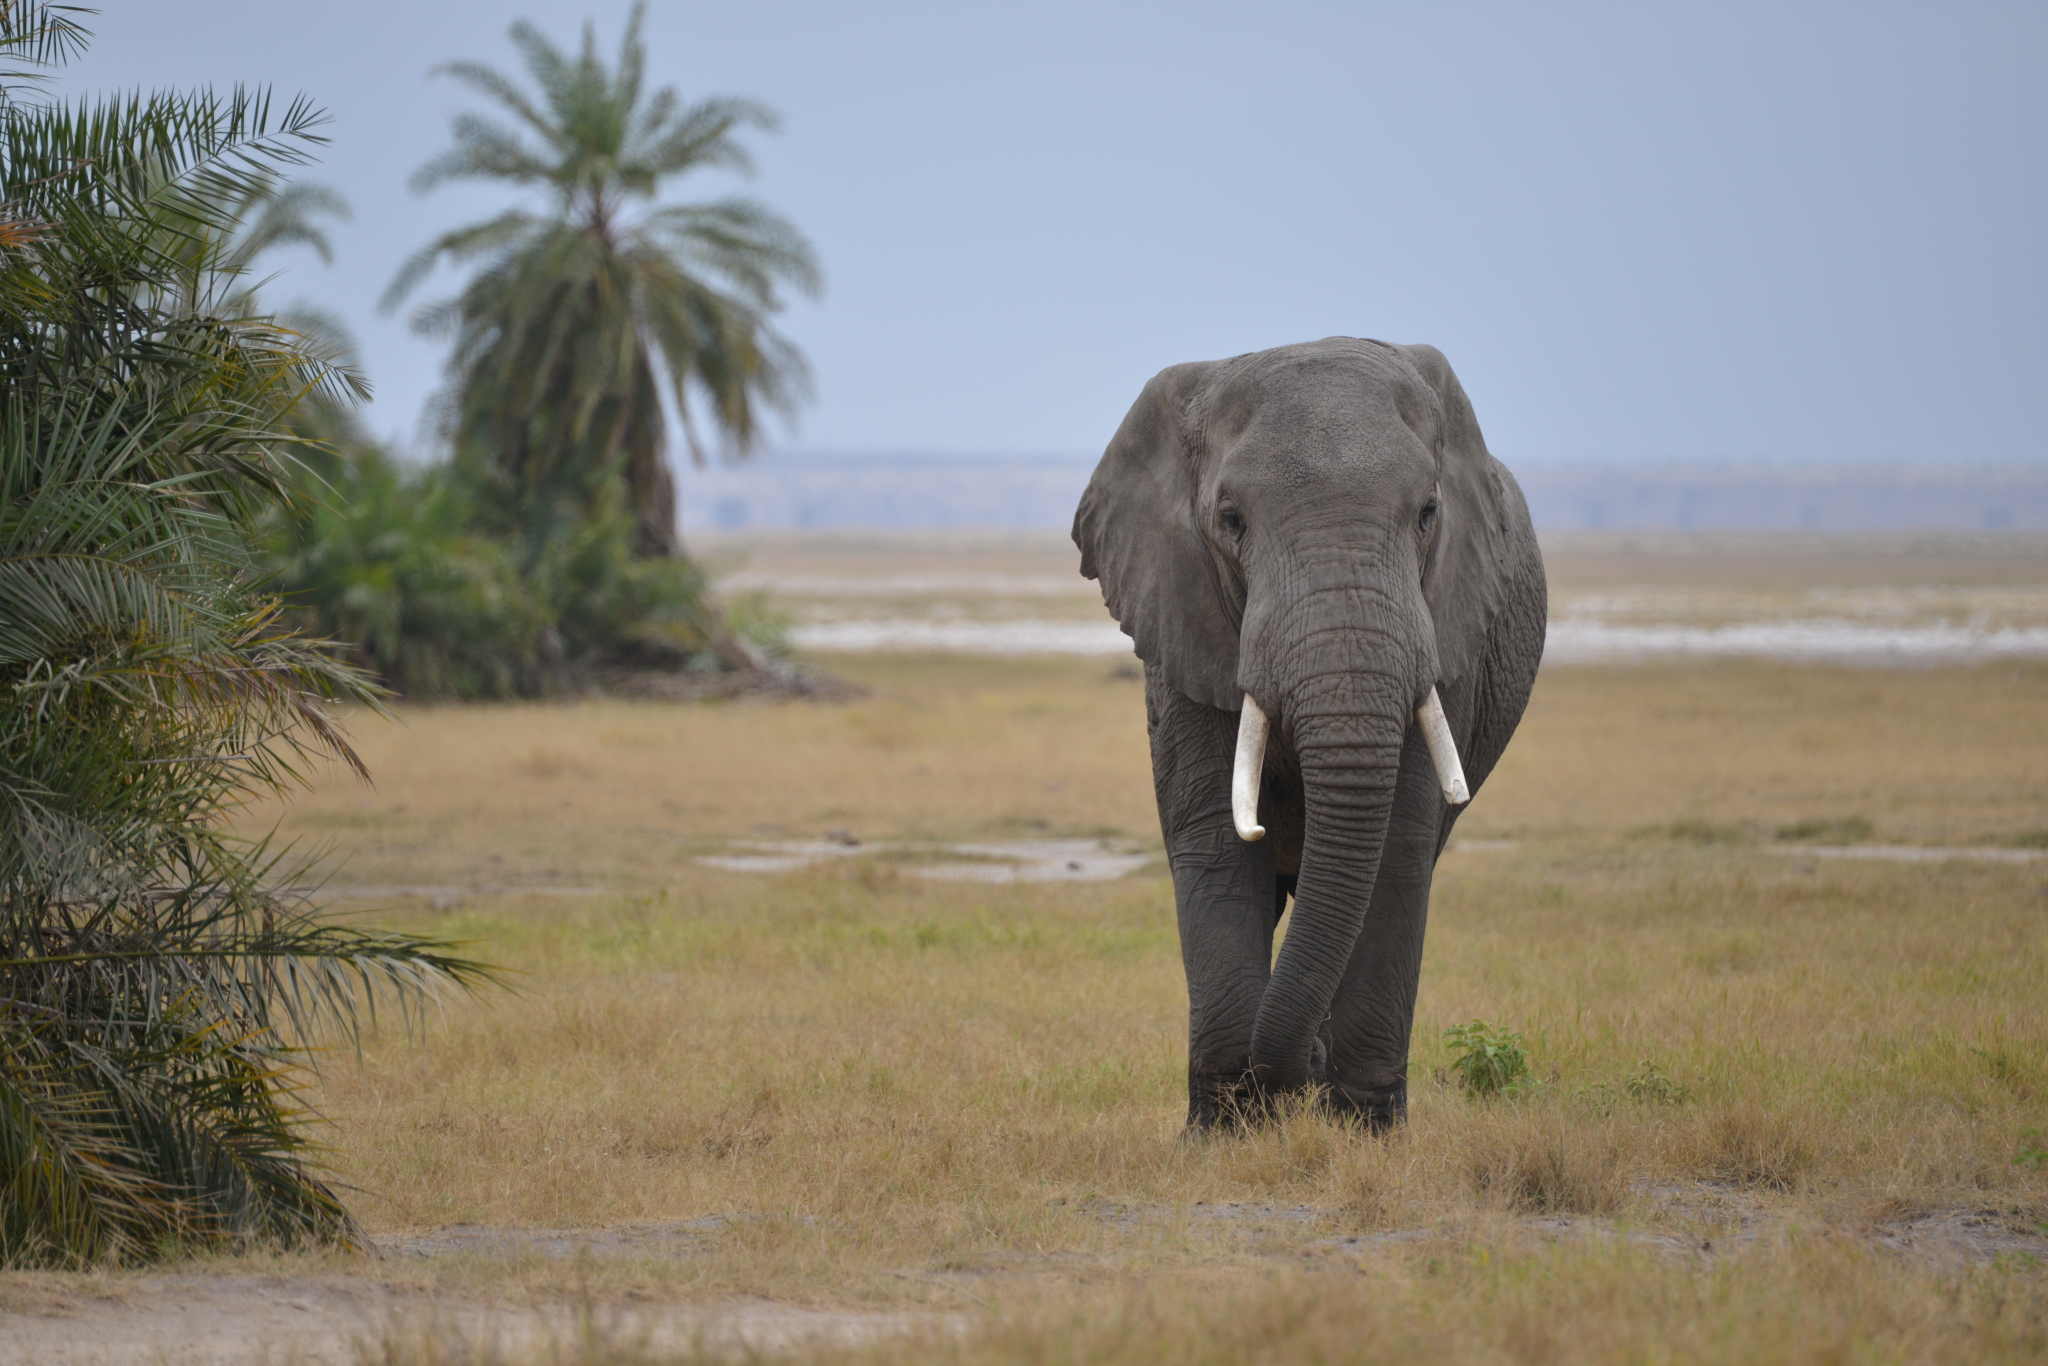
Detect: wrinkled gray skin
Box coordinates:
(1074, 338, 1547, 1130)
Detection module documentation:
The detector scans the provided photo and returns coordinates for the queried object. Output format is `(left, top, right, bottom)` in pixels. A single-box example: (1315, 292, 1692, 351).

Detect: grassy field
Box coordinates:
(185, 645, 2048, 1363)
(6, 532, 2047, 1363)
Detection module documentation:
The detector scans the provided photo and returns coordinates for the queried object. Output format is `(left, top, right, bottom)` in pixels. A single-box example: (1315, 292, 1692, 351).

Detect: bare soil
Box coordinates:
(5, 1196, 2039, 1365)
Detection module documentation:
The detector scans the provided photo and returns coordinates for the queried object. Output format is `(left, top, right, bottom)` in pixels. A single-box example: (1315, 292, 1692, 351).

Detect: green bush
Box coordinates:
(1621, 1059, 1690, 1105)
(261, 448, 760, 700)
(1441, 1020, 1531, 1097)
(1580, 1059, 1692, 1114)
(262, 446, 543, 699)
(524, 481, 727, 671)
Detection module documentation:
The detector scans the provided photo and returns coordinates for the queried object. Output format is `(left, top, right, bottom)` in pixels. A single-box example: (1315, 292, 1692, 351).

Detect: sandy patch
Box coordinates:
(0, 1271, 943, 1366)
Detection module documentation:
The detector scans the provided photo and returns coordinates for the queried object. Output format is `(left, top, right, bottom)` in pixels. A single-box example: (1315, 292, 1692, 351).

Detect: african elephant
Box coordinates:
(1074, 337, 1546, 1130)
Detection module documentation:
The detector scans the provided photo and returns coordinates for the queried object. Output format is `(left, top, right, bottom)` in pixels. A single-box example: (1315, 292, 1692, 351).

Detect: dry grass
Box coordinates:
(253, 655, 2048, 888)
(30, 646, 2048, 1361)
(1465, 658, 2048, 847)
(353, 1247, 2048, 1366)
(254, 654, 1157, 891)
(314, 806, 2046, 1240)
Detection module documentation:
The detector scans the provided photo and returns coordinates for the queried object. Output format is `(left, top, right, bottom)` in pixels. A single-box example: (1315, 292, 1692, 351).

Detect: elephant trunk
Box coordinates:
(1236, 686, 1465, 836)
(1245, 669, 1414, 1092)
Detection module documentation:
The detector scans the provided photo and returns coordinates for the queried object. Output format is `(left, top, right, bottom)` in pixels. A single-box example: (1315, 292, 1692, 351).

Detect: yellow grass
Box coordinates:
(190, 652, 2048, 1362)
(268, 654, 1157, 892)
(6, 631, 2040, 1362)
(351, 1248, 2048, 1366)
(259, 654, 2048, 887)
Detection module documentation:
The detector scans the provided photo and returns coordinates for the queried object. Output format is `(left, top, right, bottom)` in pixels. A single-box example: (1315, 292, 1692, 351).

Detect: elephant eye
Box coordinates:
(1219, 506, 1246, 538)
(1418, 499, 1439, 534)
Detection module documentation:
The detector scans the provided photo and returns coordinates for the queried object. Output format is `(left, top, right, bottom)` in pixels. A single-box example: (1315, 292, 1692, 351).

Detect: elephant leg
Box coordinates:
(1146, 667, 1277, 1129)
(1317, 728, 1444, 1130)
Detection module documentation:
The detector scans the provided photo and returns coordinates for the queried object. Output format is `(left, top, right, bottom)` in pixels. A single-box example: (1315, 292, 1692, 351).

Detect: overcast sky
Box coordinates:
(73, 1, 2046, 468)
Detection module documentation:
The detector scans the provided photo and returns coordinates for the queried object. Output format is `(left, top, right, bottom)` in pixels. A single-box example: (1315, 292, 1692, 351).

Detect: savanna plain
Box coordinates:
(4, 535, 2047, 1364)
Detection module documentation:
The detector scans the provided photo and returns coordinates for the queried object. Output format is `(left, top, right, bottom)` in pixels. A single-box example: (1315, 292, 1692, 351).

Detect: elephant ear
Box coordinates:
(1394, 343, 1523, 689)
(1073, 361, 1242, 712)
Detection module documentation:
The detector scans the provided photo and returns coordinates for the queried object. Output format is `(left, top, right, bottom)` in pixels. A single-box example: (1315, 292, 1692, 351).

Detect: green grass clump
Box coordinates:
(1442, 1021, 1531, 1097)
(1634, 819, 1753, 845)
(1774, 816, 1873, 843)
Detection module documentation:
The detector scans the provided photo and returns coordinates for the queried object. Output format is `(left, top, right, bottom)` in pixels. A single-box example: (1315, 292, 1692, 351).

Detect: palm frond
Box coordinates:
(635, 96, 775, 180)
(227, 178, 351, 271)
(431, 57, 557, 155)
(0, 2, 91, 100)
(381, 208, 540, 313)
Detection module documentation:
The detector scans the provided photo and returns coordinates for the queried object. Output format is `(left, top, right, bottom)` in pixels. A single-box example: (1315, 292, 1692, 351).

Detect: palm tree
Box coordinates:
(0, 5, 496, 1264)
(385, 3, 821, 560)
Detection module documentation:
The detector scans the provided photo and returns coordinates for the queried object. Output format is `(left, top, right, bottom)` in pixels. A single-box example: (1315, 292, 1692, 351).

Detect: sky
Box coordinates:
(71, 1, 2047, 468)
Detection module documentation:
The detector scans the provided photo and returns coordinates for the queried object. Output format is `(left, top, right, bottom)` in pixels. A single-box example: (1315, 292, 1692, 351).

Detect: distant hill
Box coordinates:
(679, 454, 2048, 533)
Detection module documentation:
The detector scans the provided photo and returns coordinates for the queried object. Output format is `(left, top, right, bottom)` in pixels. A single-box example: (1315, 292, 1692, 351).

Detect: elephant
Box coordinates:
(1073, 336, 1547, 1130)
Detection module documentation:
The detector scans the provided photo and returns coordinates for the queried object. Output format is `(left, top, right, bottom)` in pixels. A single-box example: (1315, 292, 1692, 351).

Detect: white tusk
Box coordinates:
(1232, 694, 1269, 841)
(1416, 686, 1471, 806)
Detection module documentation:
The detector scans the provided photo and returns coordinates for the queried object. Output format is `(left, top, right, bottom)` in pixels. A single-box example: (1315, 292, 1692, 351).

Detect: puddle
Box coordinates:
(698, 839, 1151, 882)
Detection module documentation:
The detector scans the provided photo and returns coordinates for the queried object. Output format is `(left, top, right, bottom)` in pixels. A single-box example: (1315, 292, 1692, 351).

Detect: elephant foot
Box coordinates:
(1187, 1069, 1406, 1133)
(1185, 1072, 1271, 1131)
(1324, 1076, 1407, 1132)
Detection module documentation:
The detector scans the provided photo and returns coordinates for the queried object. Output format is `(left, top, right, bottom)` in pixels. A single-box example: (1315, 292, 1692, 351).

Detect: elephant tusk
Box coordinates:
(1232, 694, 1269, 841)
(1417, 686, 1471, 806)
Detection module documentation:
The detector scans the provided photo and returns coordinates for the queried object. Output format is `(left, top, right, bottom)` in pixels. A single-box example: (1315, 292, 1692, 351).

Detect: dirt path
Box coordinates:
(4, 1200, 2039, 1365)
(0, 1272, 941, 1366)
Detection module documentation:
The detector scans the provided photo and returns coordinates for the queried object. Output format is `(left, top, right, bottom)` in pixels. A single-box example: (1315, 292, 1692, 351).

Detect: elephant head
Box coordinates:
(1074, 337, 1533, 1100)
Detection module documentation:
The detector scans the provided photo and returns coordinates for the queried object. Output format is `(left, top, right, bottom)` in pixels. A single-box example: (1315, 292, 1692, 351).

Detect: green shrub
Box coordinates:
(1441, 1020, 1531, 1097)
(261, 449, 763, 700)
(0, 392, 497, 1266)
(1621, 1059, 1691, 1105)
(524, 482, 726, 671)
(1578, 1058, 1695, 1116)
(262, 446, 545, 699)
